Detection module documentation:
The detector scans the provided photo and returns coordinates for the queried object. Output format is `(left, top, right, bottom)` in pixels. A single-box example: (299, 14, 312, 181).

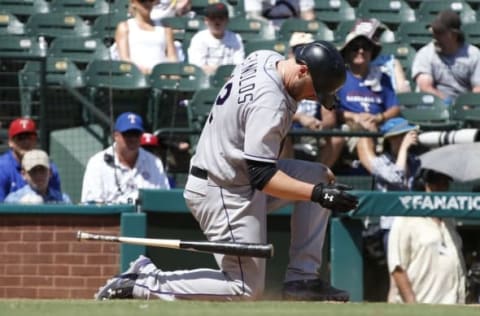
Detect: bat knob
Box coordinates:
(76, 231, 83, 241)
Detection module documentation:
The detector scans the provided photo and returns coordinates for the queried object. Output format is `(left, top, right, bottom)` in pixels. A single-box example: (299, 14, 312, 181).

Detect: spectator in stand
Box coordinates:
(244, 0, 315, 21)
(187, 2, 244, 76)
(151, 0, 192, 22)
(329, 19, 401, 170)
(81, 112, 170, 204)
(114, 0, 178, 74)
(388, 169, 466, 304)
(5, 149, 71, 204)
(0, 118, 62, 202)
(412, 9, 480, 104)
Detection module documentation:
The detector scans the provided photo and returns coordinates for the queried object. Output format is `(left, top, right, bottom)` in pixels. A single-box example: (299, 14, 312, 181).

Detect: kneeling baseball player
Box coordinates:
(96, 40, 358, 301)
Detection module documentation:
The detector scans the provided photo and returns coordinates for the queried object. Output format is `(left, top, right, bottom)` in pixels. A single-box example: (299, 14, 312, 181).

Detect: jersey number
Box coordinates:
(216, 82, 232, 106)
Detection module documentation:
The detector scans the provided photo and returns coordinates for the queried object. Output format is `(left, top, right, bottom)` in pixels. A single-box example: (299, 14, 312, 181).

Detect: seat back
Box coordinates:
(398, 92, 457, 130)
(25, 13, 91, 39)
(149, 62, 208, 130)
(244, 39, 288, 57)
(463, 22, 480, 47)
(417, 1, 476, 24)
(0, 11, 25, 35)
(91, 12, 127, 46)
(227, 16, 275, 43)
(334, 20, 396, 44)
(277, 18, 334, 42)
(395, 21, 432, 50)
(0, 0, 50, 22)
(373, 42, 416, 78)
(49, 37, 110, 68)
(0, 34, 43, 58)
(84, 60, 150, 121)
(313, 0, 356, 29)
(210, 64, 235, 88)
(451, 93, 480, 128)
(356, 0, 416, 29)
(50, 0, 110, 19)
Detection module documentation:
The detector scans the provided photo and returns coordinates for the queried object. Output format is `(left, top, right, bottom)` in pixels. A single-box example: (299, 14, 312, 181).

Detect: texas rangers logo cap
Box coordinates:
(8, 117, 37, 138)
(114, 112, 145, 133)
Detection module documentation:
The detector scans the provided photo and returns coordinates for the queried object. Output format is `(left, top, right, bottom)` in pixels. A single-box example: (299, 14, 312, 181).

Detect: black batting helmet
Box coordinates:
(294, 40, 346, 110)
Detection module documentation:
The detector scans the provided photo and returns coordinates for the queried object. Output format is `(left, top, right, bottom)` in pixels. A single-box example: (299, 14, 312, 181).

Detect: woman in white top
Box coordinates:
(115, 0, 178, 74)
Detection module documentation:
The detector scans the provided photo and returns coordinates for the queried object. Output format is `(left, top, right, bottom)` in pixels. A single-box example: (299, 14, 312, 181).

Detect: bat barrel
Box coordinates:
(180, 241, 274, 259)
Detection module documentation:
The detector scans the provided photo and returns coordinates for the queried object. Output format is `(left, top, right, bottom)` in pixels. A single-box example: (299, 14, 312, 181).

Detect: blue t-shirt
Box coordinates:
(0, 150, 62, 201)
(4, 185, 71, 203)
(337, 69, 399, 114)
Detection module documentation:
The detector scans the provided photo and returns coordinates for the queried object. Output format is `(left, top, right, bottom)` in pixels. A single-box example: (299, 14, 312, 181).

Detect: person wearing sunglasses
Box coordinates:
(113, 0, 178, 74)
(327, 19, 401, 171)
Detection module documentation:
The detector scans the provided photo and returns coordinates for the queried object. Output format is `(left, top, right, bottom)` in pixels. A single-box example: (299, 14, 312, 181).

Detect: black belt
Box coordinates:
(190, 166, 208, 180)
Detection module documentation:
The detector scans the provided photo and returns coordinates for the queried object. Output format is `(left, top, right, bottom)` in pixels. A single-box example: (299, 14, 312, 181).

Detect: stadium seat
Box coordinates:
(313, 0, 356, 29)
(48, 37, 110, 68)
(0, 0, 50, 22)
(209, 64, 235, 88)
(356, 0, 416, 30)
(397, 92, 459, 130)
(17, 57, 85, 126)
(277, 18, 334, 42)
(149, 62, 208, 131)
(416, 1, 476, 24)
(50, 0, 110, 21)
(395, 21, 432, 50)
(463, 22, 480, 47)
(84, 60, 150, 122)
(91, 12, 128, 46)
(373, 42, 416, 78)
(25, 13, 91, 40)
(159, 16, 205, 51)
(184, 87, 220, 149)
(0, 11, 25, 35)
(244, 39, 288, 57)
(227, 16, 275, 43)
(451, 93, 480, 128)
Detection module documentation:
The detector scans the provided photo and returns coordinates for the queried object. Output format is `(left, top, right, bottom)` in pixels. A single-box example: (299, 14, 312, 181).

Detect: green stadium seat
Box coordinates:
(50, 0, 110, 20)
(451, 93, 480, 128)
(278, 18, 334, 42)
(356, 0, 416, 30)
(148, 62, 208, 131)
(25, 13, 91, 39)
(463, 22, 480, 47)
(84, 60, 150, 122)
(313, 0, 356, 29)
(244, 39, 288, 57)
(416, 1, 476, 24)
(160, 15, 205, 50)
(375, 42, 416, 77)
(48, 37, 110, 68)
(17, 57, 85, 126)
(0, 0, 50, 22)
(91, 12, 128, 46)
(395, 21, 432, 50)
(227, 16, 275, 43)
(397, 92, 459, 131)
(0, 11, 25, 35)
(209, 64, 235, 88)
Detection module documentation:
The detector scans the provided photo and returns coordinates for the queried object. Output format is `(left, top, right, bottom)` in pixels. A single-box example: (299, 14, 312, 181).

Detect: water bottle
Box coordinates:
(38, 36, 47, 57)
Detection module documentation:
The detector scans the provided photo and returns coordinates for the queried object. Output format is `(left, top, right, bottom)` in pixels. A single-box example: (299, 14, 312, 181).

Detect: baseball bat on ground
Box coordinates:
(76, 231, 274, 259)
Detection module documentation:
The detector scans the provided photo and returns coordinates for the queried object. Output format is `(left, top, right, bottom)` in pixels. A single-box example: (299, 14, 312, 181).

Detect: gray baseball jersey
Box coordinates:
(131, 50, 331, 300)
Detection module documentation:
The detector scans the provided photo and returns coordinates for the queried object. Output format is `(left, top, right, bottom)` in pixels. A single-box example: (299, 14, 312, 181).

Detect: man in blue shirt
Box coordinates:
(5, 149, 70, 204)
(0, 118, 62, 201)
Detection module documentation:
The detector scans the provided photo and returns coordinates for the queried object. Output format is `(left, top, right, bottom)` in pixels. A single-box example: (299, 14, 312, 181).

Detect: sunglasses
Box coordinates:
(121, 130, 142, 138)
(348, 40, 374, 52)
(139, 0, 156, 3)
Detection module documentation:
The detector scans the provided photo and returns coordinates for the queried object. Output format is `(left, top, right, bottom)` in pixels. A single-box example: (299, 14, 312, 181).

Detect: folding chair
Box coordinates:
(451, 92, 480, 128)
(0, 0, 50, 22)
(395, 21, 432, 50)
(50, 0, 110, 21)
(227, 16, 275, 43)
(25, 13, 91, 40)
(416, 0, 476, 24)
(49, 37, 110, 69)
(278, 18, 334, 42)
(313, 0, 356, 29)
(356, 0, 416, 30)
(244, 39, 288, 57)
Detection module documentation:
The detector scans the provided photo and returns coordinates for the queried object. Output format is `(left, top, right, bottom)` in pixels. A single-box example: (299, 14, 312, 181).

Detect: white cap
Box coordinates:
(22, 149, 50, 172)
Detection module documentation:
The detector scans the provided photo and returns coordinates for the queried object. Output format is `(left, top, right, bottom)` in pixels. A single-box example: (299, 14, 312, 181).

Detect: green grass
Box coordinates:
(0, 300, 479, 316)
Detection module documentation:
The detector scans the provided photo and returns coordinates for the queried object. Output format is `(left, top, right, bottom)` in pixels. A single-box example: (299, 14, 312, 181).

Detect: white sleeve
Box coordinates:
(154, 157, 171, 189)
(81, 156, 104, 203)
(187, 32, 207, 67)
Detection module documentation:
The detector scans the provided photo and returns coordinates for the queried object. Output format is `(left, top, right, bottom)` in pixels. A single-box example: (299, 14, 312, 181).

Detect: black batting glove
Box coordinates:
(311, 183, 358, 213)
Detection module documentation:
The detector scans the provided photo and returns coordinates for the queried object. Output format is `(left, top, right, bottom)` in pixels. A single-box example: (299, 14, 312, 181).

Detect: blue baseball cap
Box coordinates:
(114, 112, 144, 133)
(380, 117, 419, 138)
